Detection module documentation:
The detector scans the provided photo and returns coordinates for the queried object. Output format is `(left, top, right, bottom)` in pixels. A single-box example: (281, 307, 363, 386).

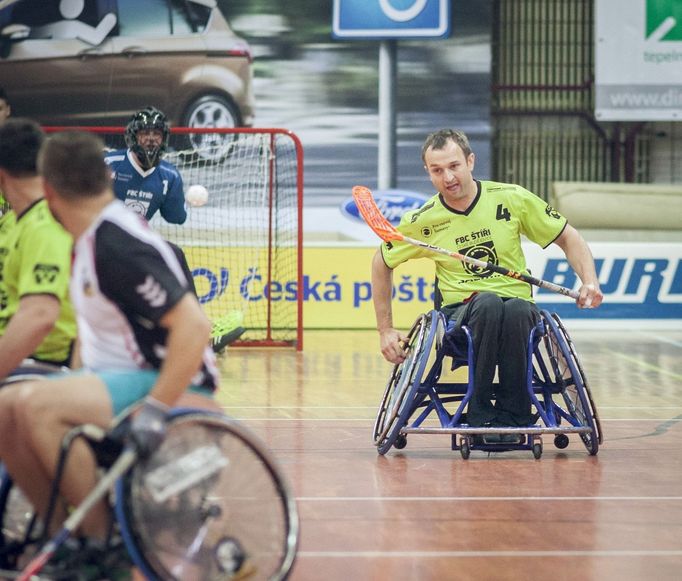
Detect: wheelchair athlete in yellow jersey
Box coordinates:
(371, 129, 603, 457)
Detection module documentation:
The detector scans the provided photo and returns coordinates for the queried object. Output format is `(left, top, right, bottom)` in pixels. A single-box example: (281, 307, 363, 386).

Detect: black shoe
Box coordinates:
(499, 433, 524, 444)
(476, 433, 523, 445)
(42, 536, 132, 580)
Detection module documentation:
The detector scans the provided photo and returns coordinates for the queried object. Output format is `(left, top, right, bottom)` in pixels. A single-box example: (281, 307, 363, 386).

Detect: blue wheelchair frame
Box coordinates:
(373, 309, 602, 458)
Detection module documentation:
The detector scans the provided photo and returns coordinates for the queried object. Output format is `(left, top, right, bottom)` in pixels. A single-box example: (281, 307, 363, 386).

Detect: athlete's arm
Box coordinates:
(372, 249, 408, 364)
(553, 224, 603, 309)
(0, 294, 60, 380)
(148, 293, 211, 407)
(159, 170, 187, 225)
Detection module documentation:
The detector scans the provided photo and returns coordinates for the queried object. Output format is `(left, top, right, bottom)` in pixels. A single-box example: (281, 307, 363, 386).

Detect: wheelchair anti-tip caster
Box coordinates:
(394, 434, 407, 450)
(554, 434, 570, 449)
(459, 437, 471, 459)
(532, 440, 543, 459)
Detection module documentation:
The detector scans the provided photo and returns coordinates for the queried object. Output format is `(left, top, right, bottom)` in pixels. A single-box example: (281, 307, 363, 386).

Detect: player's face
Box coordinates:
(424, 140, 476, 205)
(136, 128, 163, 148)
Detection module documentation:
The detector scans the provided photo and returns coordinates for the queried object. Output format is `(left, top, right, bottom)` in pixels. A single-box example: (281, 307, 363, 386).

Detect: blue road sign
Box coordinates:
(332, 0, 451, 39)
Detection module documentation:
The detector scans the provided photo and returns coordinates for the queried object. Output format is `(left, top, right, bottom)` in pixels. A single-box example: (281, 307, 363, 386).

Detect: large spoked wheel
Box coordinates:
(372, 310, 446, 456)
(372, 314, 428, 455)
(552, 314, 603, 446)
(541, 312, 601, 455)
(116, 411, 298, 581)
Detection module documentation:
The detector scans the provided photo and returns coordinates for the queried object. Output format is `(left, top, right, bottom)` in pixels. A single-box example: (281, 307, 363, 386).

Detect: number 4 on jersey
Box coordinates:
(496, 204, 511, 222)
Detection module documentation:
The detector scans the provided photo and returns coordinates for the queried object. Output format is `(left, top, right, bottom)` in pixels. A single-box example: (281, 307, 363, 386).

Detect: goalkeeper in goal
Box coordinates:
(104, 106, 244, 352)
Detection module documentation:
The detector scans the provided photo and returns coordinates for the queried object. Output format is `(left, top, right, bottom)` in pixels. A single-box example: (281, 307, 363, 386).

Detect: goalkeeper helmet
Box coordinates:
(125, 106, 170, 169)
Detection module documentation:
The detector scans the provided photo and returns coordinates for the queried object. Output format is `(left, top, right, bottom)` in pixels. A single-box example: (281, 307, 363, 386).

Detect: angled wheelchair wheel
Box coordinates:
(372, 314, 429, 455)
(541, 312, 601, 455)
(116, 411, 298, 581)
(373, 312, 445, 455)
(551, 314, 603, 445)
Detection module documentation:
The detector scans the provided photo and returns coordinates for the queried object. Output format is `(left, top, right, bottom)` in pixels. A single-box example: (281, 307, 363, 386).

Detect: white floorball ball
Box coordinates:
(186, 184, 209, 207)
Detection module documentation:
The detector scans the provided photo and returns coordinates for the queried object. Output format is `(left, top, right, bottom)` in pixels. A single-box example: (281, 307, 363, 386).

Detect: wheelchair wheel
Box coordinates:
(373, 311, 445, 455)
(552, 314, 603, 445)
(115, 411, 298, 581)
(372, 314, 429, 455)
(541, 312, 601, 455)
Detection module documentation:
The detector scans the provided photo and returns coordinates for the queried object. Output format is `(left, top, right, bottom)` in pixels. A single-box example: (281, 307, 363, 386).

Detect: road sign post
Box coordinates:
(332, 0, 451, 189)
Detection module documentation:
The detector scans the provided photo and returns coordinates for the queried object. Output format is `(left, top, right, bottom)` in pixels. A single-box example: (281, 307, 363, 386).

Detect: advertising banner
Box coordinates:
(186, 243, 682, 330)
(595, 0, 682, 121)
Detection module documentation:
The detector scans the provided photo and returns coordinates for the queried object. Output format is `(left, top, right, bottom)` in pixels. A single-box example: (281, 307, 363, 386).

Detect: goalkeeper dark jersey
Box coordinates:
(380, 180, 567, 305)
(104, 149, 187, 224)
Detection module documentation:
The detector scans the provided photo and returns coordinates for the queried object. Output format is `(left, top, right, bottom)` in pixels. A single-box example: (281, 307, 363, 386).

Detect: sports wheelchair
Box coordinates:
(373, 309, 602, 459)
(0, 408, 299, 580)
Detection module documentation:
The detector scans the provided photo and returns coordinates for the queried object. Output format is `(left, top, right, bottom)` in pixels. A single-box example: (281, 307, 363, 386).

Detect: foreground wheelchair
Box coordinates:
(373, 309, 602, 459)
(0, 408, 299, 580)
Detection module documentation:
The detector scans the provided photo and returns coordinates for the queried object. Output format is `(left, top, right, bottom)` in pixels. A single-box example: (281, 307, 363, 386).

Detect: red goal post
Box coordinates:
(44, 126, 304, 350)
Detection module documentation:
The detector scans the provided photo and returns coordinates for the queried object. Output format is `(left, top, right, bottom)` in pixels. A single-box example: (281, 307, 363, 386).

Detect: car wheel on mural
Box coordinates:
(181, 93, 243, 164)
(0, 0, 255, 159)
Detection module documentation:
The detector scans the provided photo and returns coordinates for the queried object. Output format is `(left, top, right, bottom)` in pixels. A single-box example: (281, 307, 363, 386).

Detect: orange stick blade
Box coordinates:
(352, 186, 404, 242)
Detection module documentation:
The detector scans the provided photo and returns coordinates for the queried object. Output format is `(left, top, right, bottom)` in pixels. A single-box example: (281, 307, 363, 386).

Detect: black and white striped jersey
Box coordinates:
(70, 200, 218, 391)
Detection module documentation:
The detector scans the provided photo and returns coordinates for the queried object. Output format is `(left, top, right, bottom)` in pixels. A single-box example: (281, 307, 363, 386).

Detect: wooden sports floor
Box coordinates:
(216, 328, 682, 581)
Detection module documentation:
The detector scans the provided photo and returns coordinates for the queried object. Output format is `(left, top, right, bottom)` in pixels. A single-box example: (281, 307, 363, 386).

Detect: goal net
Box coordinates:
(46, 126, 303, 350)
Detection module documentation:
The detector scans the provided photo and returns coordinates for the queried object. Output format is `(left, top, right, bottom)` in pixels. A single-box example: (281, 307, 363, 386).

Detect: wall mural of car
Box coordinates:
(0, 0, 254, 160)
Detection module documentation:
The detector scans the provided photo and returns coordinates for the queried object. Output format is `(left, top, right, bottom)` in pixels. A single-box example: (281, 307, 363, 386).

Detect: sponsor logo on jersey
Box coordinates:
(460, 241, 498, 278)
(124, 198, 151, 217)
(421, 226, 432, 238)
(0, 288, 7, 310)
(408, 201, 436, 224)
(33, 264, 60, 284)
(545, 204, 562, 220)
(431, 220, 451, 233)
(136, 275, 167, 308)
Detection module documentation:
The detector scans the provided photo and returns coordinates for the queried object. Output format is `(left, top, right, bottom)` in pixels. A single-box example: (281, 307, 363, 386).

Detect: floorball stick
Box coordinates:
(17, 447, 138, 581)
(352, 185, 579, 300)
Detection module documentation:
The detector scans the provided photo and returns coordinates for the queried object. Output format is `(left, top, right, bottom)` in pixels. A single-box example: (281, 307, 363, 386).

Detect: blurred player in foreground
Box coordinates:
(372, 129, 603, 442)
(0, 118, 76, 382)
(0, 130, 221, 577)
(104, 106, 245, 352)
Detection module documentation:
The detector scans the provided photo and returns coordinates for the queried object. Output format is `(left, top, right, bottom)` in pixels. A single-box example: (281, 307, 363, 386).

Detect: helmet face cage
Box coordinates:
(124, 107, 170, 169)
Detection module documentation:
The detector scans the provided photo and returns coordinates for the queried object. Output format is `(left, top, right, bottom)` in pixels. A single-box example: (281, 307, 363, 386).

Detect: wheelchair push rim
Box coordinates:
(372, 314, 428, 451)
(552, 313, 603, 445)
(116, 410, 299, 581)
(541, 312, 600, 455)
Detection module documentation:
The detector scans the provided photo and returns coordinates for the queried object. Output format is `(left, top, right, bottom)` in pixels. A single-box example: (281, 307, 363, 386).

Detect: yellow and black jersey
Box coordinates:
(380, 180, 567, 305)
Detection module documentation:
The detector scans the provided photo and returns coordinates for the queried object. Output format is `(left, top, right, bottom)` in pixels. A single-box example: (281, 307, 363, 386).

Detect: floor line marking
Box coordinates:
(296, 495, 682, 502)
(297, 549, 682, 558)
(635, 332, 682, 349)
(235, 417, 680, 422)
(224, 405, 681, 410)
(603, 348, 682, 380)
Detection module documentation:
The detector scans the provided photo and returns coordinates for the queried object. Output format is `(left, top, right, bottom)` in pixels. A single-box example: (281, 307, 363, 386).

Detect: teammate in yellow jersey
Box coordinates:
(371, 129, 603, 437)
(0, 118, 76, 381)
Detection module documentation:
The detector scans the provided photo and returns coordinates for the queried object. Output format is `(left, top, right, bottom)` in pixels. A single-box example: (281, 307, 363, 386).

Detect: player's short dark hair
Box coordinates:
(421, 129, 473, 163)
(39, 131, 110, 199)
(0, 118, 44, 176)
(0, 86, 8, 104)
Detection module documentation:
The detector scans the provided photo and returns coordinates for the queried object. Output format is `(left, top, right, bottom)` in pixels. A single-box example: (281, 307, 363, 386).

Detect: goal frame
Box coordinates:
(44, 126, 304, 351)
